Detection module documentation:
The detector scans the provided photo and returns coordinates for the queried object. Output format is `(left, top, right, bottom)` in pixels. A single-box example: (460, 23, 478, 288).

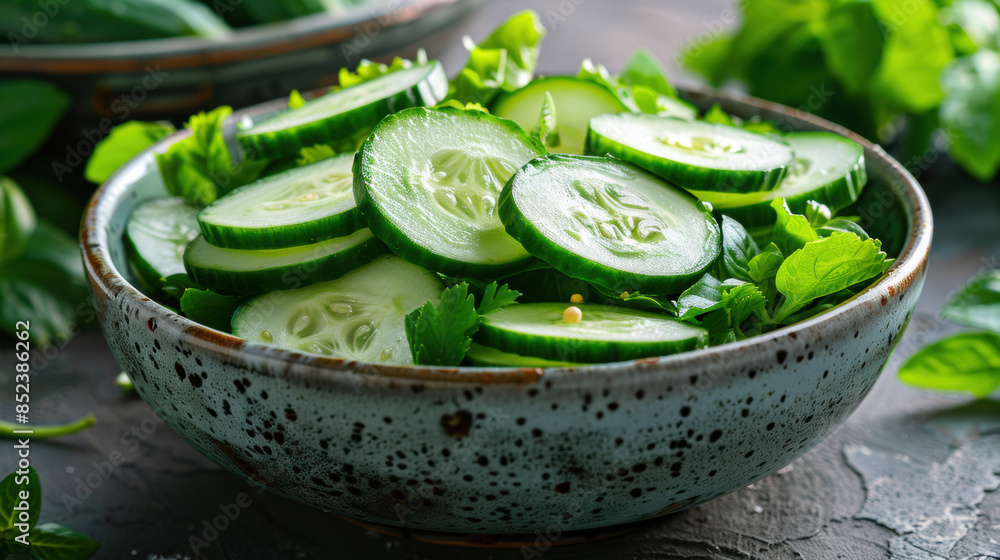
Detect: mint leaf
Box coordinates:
(940, 49, 1000, 181)
(0, 80, 69, 174)
(21, 522, 100, 559)
(450, 10, 546, 104)
(156, 106, 268, 206)
(85, 121, 176, 184)
(477, 282, 521, 316)
(775, 232, 888, 320)
(898, 331, 1000, 397)
(1, 176, 37, 263)
(770, 198, 818, 256)
(530, 91, 560, 148)
(719, 215, 760, 282)
(406, 283, 480, 366)
(1, 466, 40, 531)
(180, 289, 249, 333)
(942, 270, 1000, 333)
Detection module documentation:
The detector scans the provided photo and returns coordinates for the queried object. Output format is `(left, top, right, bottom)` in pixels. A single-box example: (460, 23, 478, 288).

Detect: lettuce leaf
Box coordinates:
(85, 121, 176, 184)
(449, 10, 546, 105)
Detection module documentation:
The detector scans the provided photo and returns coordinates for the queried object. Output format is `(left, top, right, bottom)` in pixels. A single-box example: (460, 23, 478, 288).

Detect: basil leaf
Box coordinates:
(941, 270, 1000, 333)
(898, 331, 1000, 397)
(21, 522, 100, 560)
(719, 215, 760, 282)
(0, 80, 69, 174)
(775, 232, 888, 320)
(180, 289, 249, 333)
(816, 217, 870, 240)
(1, 176, 37, 263)
(85, 121, 176, 184)
(0, 466, 40, 531)
(770, 198, 818, 255)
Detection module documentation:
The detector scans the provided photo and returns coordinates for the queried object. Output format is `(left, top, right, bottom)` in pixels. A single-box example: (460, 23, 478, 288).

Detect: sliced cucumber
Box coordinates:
(586, 113, 795, 193)
(197, 153, 362, 250)
(353, 107, 546, 277)
(492, 76, 629, 155)
(686, 132, 867, 226)
(499, 155, 721, 294)
(237, 62, 449, 160)
(465, 342, 587, 368)
(232, 254, 444, 364)
(183, 228, 386, 294)
(476, 303, 708, 363)
(124, 197, 200, 289)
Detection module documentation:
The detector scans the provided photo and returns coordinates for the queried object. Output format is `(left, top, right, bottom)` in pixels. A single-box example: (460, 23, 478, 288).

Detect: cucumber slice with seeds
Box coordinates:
(686, 132, 867, 226)
(124, 197, 200, 290)
(499, 155, 721, 294)
(238, 62, 448, 160)
(232, 254, 444, 364)
(492, 76, 629, 155)
(184, 228, 386, 294)
(465, 342, 587, 368)
(476, 303, 708, 363)
(198, 153, 362, 249)
(586, 113, 795, 193)
(354, 107, 546, 277)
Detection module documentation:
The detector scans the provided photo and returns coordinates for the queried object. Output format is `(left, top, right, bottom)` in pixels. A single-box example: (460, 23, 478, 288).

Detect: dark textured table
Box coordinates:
(3, 1, 1000, 558)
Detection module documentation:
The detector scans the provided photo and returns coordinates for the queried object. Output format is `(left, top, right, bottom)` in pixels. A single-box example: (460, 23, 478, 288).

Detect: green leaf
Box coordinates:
(449, 10, 546, 104)
(84, 121, 176, 184)
(156, 106, 268, 206)
(623, 47, 678, 98)
(19, 522, 100, 560)
(179, 289, 249, 333)
(775, 232, 888, 320)
(942, 0, 1000, 55)
(941, 270, 1000, 333)
(0, 466, 40, 531)
(804, 200, 832, 226)
(288, 89, 306, 109)
(296, 145, 337, 166)
(940, 49, 1000, 181)
(819, 1, 885, 95)
(577, 59, 638, 111)
(0, 80, 70, 174)
(770, 198, 819, 256)
(748, 241, 784, 305)
(898, 331, 1000, 397)
(158, 274, 198, 304)
(676, 274, 748, 320)
(476, 282, 521, 316)
(631, 86, 698, 119)
(406, 283, 481, 366)
(530, 91, 560, 148)
(816, 217, 871, 240)
(337, 50, 428, 90)
(869, 0, 954, 113)
(1, 176, 37, 263)
(0, 221, 90, 347)
(676, 274, 767, 341)
(703, 104, 736, 126)
(718, 215, 760, 282)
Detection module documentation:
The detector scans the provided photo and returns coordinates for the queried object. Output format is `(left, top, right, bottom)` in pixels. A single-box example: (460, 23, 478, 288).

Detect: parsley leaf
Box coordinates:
(898, 331, 1000, 397)
(774, 232, 888, 320)
(477, 282, 522, 316)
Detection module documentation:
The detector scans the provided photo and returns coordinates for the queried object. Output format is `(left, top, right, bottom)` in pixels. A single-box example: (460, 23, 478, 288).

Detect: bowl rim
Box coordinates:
(0, 0, 469, 73)
(81, 84, 933, 387)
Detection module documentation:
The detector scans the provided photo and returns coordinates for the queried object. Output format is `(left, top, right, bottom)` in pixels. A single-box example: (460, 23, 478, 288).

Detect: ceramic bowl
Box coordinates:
(81, 87, 932, 540)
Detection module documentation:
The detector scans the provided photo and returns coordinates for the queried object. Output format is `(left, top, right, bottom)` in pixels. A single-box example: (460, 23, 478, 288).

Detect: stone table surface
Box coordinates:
(3, 1, 1000, 559)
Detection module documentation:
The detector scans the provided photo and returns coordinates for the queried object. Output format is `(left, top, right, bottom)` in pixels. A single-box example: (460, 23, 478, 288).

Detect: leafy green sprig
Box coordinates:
(0, 467, 99, 559)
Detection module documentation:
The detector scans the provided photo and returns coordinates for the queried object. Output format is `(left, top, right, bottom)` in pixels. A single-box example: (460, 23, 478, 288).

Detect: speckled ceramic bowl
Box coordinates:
(81, 87, 932, 541)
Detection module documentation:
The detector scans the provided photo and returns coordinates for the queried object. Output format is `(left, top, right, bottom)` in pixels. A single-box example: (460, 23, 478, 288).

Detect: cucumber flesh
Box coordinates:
(354, 107, 546, 277)
(197, 153, 362, 249)
(124, 197, 200, 289)
(183, 228, 387, 294)
(232, 254, 444, 364)
(238, 62, 449, 160)
(499, 155, 721, 294)
(492, 76, 629, 155)
(586, 113, 795, 193)
(465, 342, 587, 368)
(476, 303, 708, 363)
(686, 132, 867, 226)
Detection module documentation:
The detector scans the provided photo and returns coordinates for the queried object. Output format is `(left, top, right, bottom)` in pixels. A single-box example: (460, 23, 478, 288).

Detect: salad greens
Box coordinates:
(85, 121, 177, 184)
(450, 10, 547, 105)
(900, 269, 1000, 397)
(684, 0, 1000, 181)
(0, 467, 99, 559)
